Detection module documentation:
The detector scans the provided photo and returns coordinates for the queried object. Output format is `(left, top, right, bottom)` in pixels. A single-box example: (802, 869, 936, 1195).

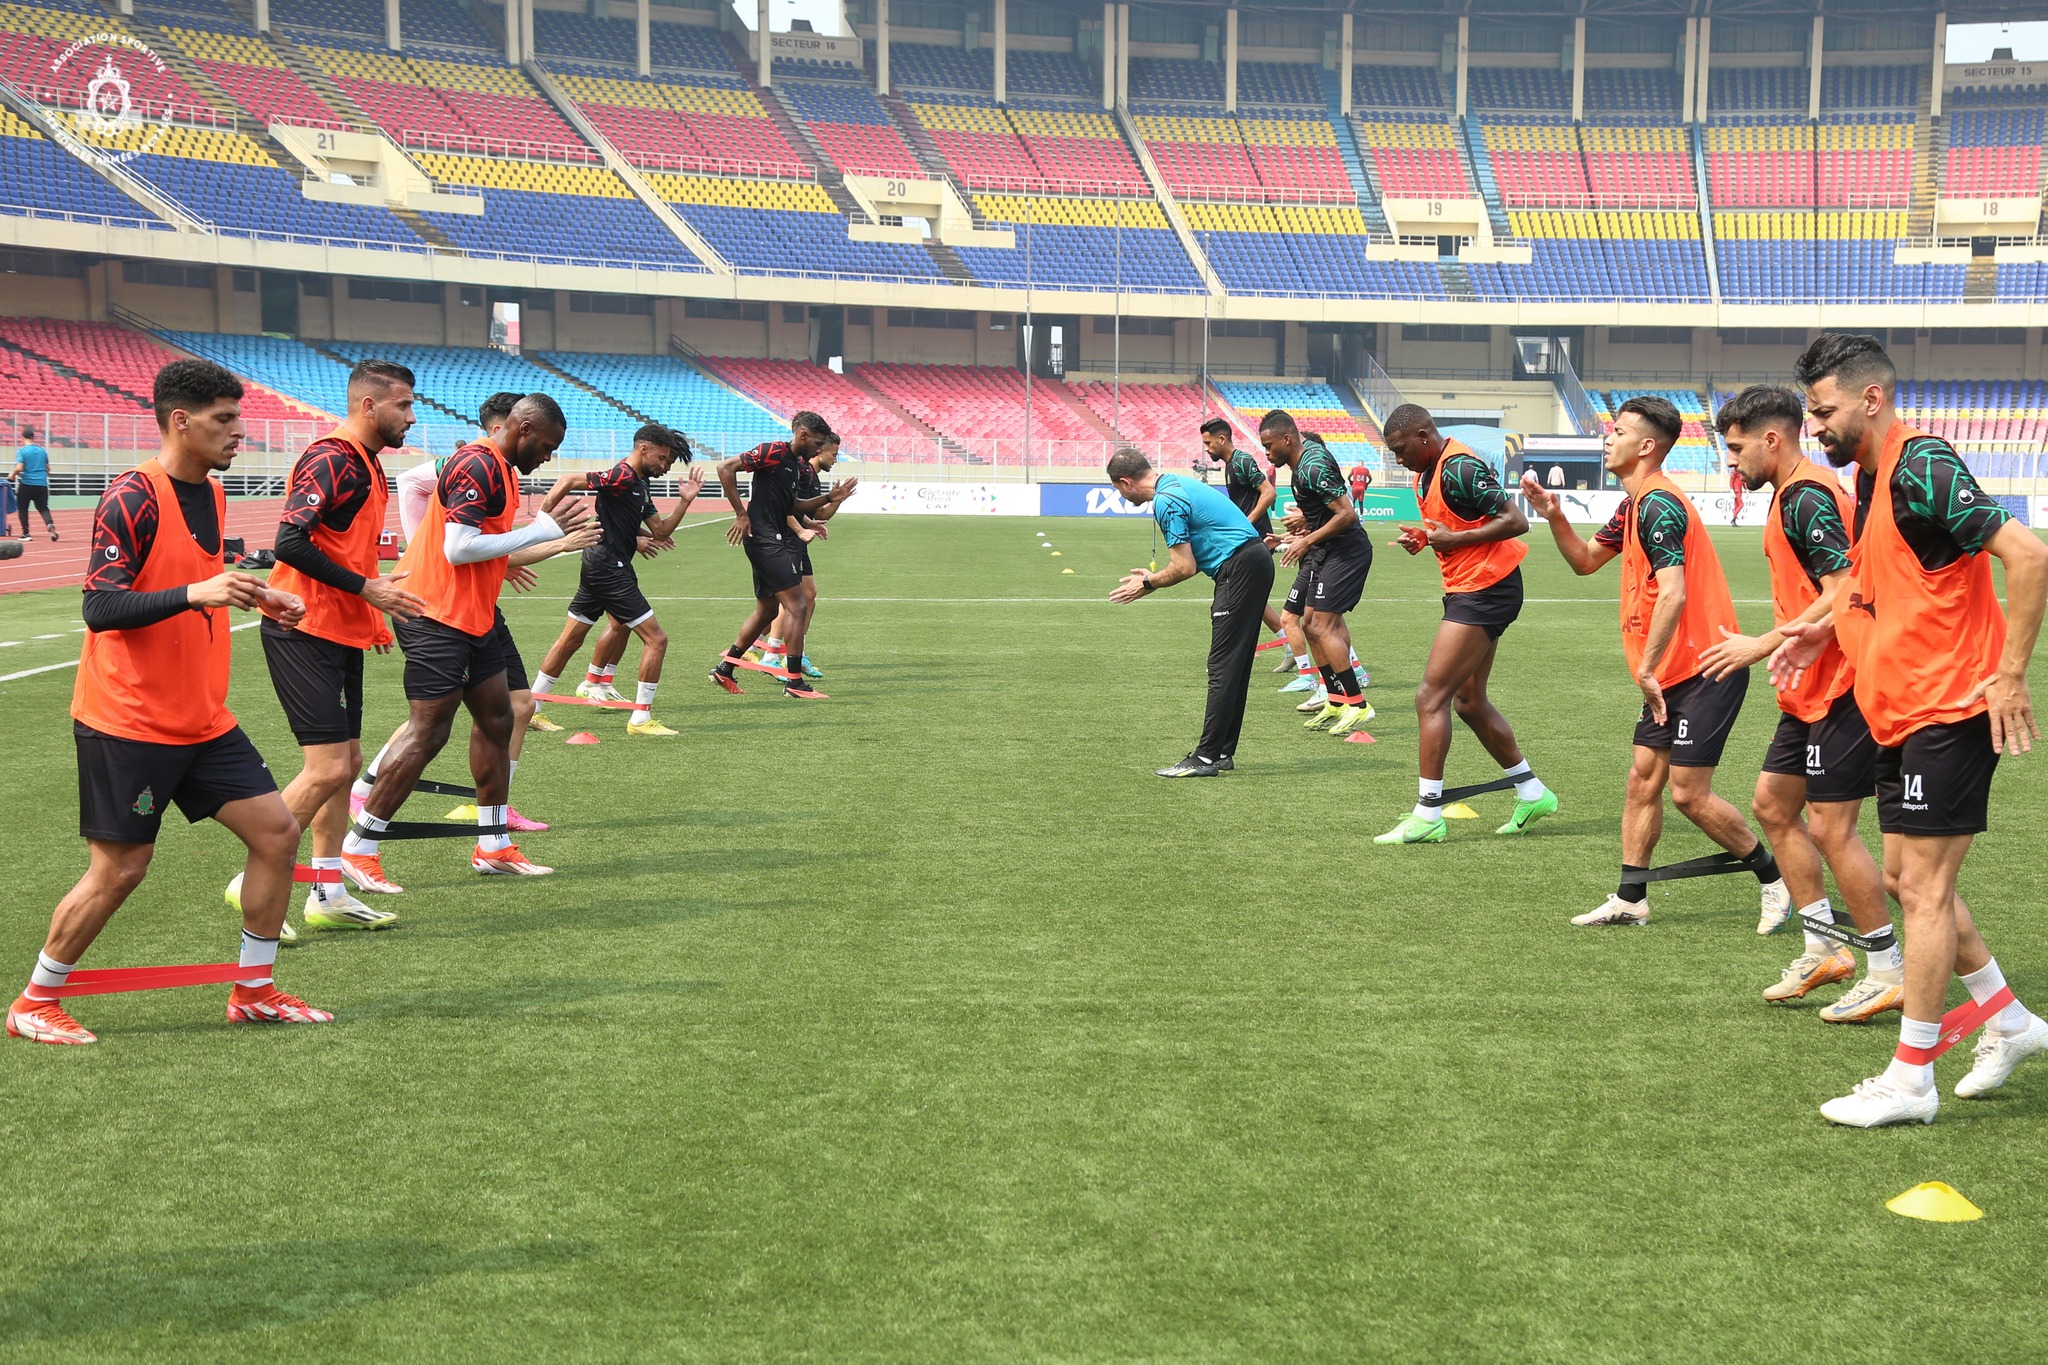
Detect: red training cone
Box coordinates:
(565, 732, 600, 745)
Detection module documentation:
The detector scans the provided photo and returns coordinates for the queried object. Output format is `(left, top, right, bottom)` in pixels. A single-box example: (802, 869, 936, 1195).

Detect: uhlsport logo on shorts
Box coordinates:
(50, 33, 173, 164)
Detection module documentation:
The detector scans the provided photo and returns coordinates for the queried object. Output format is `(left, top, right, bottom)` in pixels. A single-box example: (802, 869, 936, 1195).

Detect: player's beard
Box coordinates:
(1818, 417, 1861, 468)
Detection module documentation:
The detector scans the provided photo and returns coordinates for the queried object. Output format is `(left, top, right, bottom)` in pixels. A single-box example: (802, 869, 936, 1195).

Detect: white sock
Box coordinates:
(311, 855, 344, 904)
(1867, 933, 1904, 980)
(237, 928, 278, 989)
(27, 950, 75, 1000)
(1502, 760, 1543, 802)
(343, 811, 389, 857)
(351, 742, 392, 800)
(1414, 777, 1443, 822)
(1295, 654, 1313, 672)
(631, 680, 658, 725)
(1961, 958, 2031, 1036)
(1884, 1016, 1940, 1093)
(1800, 898, 1836, 956)
(532, 672, 557, 696)
(479, 804, 511, 853)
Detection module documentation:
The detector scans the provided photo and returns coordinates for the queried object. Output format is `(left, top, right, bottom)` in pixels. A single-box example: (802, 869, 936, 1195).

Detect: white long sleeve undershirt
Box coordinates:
(444, 512, 561, 565)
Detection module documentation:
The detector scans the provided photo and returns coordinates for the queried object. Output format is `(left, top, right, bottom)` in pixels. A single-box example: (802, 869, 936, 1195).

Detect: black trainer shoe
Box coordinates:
(1156, 754, 1223, 778)
(1213, 756, 1234, 772)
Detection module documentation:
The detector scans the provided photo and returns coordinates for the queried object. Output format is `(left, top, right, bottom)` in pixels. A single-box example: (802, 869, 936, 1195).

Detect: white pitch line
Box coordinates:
(0, 620, 258, 684)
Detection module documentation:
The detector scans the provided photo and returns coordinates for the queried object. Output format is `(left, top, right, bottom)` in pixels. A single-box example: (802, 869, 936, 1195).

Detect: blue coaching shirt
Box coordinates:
(15, 444, 48, 486)
(1153, 472, 1259, 577)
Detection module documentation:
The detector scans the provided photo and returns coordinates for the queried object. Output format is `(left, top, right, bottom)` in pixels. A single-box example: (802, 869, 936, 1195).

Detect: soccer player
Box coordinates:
(1374, 404, 1556, 843)
(1773, 334, 2048, 1127)
(1519, 395, 1790, 928)
(1698, 384, 1904, 1020)
(263, 360, 428, 934)
(530, 424, 703, 736)
(342, 394, 590, 885)
(1201, 417, 1289, 654)
(759, 432, 857, 681)
(347, 394, 590, 858)
(1349, 458, 1373, 505)
(709, 411, 851, 699)
(7, 360, 330, 1045)
(1262, 410, 1373, 736)
(11, 425, 54, 540)
(1107, 448, 1274, 776)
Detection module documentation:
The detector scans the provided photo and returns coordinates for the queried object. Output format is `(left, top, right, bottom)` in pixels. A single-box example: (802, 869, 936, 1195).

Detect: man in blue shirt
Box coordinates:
(1108, 448, 1274, 777)
(11, 427, 54, 541)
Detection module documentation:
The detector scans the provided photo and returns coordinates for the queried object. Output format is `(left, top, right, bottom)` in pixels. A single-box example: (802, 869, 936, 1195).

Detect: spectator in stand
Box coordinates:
(12, 426, 55, 541)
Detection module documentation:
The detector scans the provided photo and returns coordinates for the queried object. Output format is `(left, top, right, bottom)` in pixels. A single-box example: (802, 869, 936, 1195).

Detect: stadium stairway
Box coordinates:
(1459, 116, 1511, 237)
(527, 354, 652, 424)
(1967, 256, 2000, 301)
(1909, 79, 1942, 238)
(1109, 103, 1225, 297)
(1315, 68, 1387, 234)
(1050, 382, 1120, 441)
(837, 367, 978, 463)
(307, 340, 469, 422)
(1439, 258, 1476, 299)
(252, 24, 374, 134)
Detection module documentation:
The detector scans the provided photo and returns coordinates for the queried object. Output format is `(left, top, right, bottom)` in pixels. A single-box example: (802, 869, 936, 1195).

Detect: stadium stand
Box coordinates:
(779, 78, 921, 177)
(315, 340, 620, 434)
(646, 172, 940, 279)
(297, 44, 586, 153)
(1067, 380, 1215, 445)
(1946, 106, 2046, 198)
(157, 331, 353, 416)
(958, 196, 1200, 292)
(540, 351, 787, 449)
(1183, 202, 1446, 298)
(1214, 381, 1378, 456)
(696, 356, 935, 452)
(0, 106, 171, 228)
(855, 362, 1103, 462)
(1607, 387, 1715, 472)
(0, 318, 321, 422)
(409, 152, 706, 269)
(546, 66, 809, 177)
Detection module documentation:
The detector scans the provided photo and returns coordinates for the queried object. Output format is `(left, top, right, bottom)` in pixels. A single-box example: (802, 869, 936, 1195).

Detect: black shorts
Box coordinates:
(797, 546, 815, 578)
(491, 609, 529, 694)
(1281, 536, 1372, 616)
(1442, 567, 1524, 641)
(396, 614, 506, 700)
(75, 721, 276, 843)
(16, 482, 49, 521)
(1760, 690, 1878, 803)
(568, 558, 653, 628)
(260, 619, 364, 746)
(1875, 714, 2000, 837)
(1634, 668, 1748, 768)
(746, 535, 804, 599)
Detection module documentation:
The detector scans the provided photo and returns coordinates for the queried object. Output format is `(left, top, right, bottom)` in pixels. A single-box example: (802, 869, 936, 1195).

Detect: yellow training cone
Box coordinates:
(1887, 1182, 1983, 1222)
(1050, 551, 1063, 556)
(1060, 568, 1074, 574)
(445, 803, 479, 821)
(1442, 803, 1480, 820)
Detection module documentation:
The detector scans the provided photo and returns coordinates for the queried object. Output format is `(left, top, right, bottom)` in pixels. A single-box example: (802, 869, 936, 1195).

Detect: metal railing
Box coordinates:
(403, 129, 602, 165)
(1502, 193, 1699, 211)
(1552, 348, 1605, 439)
(12, 83, 238, 133)
(620, 147, 816, 180)
(1172, 182, 1358, 206)
(959, 173, 1155, 199)
(1358, 355, 1403, 429)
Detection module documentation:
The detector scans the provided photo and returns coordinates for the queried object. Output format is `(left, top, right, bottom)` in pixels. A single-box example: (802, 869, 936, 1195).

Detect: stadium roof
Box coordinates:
(1062, 0, 2042, 24)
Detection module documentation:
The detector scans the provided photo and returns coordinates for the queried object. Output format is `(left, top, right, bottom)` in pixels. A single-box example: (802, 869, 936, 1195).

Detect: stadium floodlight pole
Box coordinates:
(1113, 198, 1123, 450)
(1023, 218, 1034, 483)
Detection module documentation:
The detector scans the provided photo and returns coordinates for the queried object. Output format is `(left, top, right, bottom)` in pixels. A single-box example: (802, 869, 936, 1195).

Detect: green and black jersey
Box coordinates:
(1424, 452, 1512, 522)
(1290, 439, 1370, 552)
(1223, 449, 1267, 515)
(1855, 435, 2010, 571)
(1776, 482, 1853, 589)
(1594, 489, 1691, 571)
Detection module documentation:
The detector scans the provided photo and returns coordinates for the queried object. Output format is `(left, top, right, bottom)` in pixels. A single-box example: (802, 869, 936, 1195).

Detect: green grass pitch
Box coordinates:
(2, 513, 2047, 1361)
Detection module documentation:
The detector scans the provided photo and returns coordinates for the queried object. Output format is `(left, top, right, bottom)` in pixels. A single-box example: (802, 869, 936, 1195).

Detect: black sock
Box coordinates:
(1741, 841, 1781, 885)
(716, 651, 739, 677)
(1332, 667, 1360, 701)
(1618, 866, 1648, 903)
(1318, 665, 1339, 694)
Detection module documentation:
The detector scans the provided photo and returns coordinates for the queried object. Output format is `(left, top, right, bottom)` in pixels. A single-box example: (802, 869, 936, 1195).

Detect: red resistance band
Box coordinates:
(1255, 639, 1288, 652)
(723, 653, 797, 681)
(1896, 986, 2016, 1065)
(47, 963, 254, 998)
(533, 692, 639, 711)
(294, 865, 342, 885)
